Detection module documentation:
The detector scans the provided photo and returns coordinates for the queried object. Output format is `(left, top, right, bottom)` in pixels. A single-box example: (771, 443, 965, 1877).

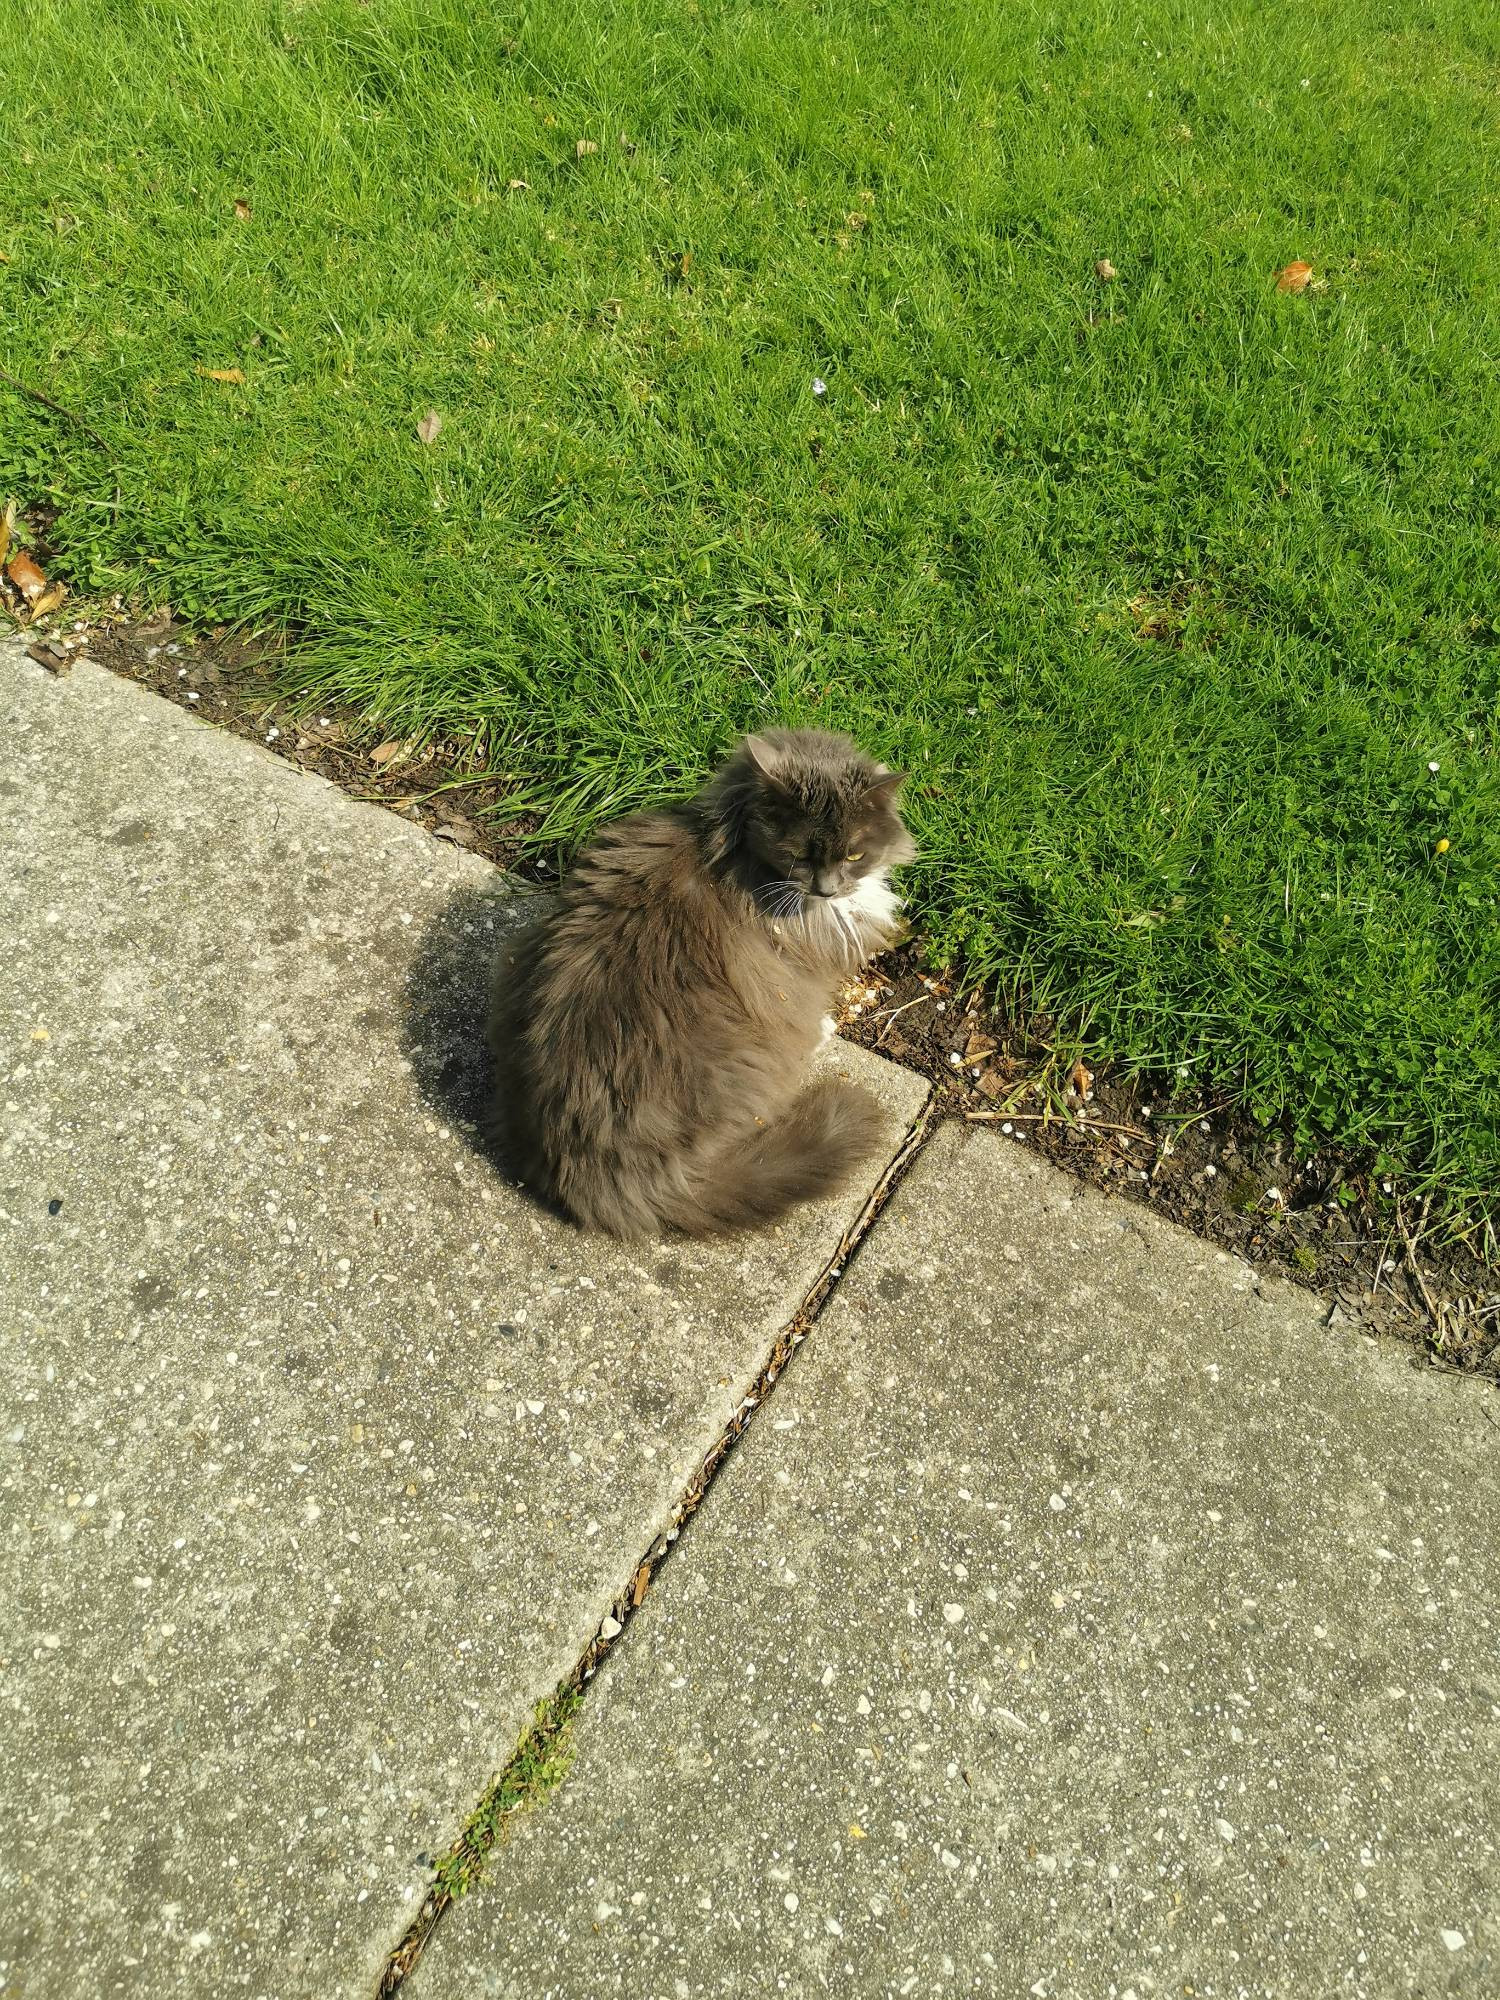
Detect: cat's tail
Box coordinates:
(661, 1076, 887, 1237)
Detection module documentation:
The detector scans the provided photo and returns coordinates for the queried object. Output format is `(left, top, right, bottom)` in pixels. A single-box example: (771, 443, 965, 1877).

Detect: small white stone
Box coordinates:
(783, 1892, 799, 1913)
(943, 1603, 965, 1624)
(1048, 1493, 1067, 1512)
(940, 1849, 960, 1870)
(1441, 1929, 1465, 1952)
(1216, 1818, 1236, 1843)
(599, 1615, 622, 1640)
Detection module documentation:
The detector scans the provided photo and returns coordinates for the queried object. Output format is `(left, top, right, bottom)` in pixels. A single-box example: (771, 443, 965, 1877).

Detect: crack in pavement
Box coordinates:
(373, 1091, 938, 1996)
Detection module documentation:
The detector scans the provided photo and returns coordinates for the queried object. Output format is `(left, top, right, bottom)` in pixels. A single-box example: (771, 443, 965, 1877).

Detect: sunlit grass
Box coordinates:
(2, 0, 1497, 1211)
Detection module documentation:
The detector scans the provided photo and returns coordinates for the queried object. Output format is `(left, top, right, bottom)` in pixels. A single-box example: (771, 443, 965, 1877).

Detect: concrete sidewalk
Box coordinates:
(3, 639, 1496, 2000)
(0, 643, 924, 1997)
(411, 1130, 1499, 2000)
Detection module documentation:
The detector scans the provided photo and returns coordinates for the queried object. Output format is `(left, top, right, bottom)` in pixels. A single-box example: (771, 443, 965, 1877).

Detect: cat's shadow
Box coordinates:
(397, 879, 546, 1185)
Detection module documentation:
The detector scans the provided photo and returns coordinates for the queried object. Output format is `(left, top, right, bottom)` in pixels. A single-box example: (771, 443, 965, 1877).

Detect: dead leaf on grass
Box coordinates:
(31, 581, 67, 618)
(506, 178, 530, 192)
(233, 199, 251, 221)
(369, 740, 405, 767)
(0, 498, 14, 570)
(197, 366, 246, 383)
(1094, 257, 1117, 281)
(416, 410, 443, 445)
(6, 548, 47, 604)
(1275, 260, 1314, 294)
(575, 138, 599, 158)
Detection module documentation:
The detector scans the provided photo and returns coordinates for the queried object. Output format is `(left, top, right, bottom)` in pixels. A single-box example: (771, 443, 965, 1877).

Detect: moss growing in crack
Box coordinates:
(434, 1685, 583, 1901)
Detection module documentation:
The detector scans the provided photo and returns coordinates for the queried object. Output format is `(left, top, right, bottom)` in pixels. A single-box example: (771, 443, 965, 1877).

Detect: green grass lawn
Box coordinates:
(4, 0, 1498, 1216)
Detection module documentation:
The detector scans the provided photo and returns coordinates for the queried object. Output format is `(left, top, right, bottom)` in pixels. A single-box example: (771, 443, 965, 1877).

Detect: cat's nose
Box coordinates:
(812, 869, 841, 899)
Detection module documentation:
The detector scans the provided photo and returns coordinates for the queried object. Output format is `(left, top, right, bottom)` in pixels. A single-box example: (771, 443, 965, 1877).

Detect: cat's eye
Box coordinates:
(845, 852, 864, 863)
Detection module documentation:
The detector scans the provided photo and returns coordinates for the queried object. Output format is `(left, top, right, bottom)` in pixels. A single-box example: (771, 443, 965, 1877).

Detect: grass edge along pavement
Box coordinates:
(13, 603, 1500, 1373)
(3, 0, 1498, 1221)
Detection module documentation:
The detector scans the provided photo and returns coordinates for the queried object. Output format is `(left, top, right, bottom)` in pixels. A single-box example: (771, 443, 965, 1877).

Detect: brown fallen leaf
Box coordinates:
(0, 498, 14, 570)
(27, 637, 71, 674)
(233, 198, 251, 221)
(1070, 1059, 1094, 1098)
(1095, 257, 1117, 281)
(1276, 260, 1314, 294)
(31, 581, 67, 618)
(416, 410, 443, 445)
(506, 178, 530, 192)
(631, 1563, 650, 1607)
(369, 740, 404, 766)
(964, 1032, 998, 1062)
(197, 366, 246, 383)
(6, 548, 47, 604)
(575, 138, 599, 158)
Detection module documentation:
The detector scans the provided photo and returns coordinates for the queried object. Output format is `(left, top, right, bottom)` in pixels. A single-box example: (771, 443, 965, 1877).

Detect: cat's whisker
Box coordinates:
(756, 878, 806, 925)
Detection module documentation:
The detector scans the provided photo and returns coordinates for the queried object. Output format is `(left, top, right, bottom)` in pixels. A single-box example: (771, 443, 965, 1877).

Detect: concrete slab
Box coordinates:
(0, 644, 927, 2000)
(411, 1123, 1500, 2000)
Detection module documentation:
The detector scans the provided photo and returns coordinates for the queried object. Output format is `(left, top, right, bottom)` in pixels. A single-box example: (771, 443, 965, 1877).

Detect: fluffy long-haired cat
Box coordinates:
(489, 729, 916, 1238)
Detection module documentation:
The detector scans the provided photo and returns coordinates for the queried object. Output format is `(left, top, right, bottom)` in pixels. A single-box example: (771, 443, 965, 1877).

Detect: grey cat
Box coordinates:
(488, 729, 916, 1238)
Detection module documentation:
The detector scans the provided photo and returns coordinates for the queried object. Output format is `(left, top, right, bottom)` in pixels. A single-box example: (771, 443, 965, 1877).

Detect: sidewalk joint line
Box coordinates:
(373, 1090, 937, 1995)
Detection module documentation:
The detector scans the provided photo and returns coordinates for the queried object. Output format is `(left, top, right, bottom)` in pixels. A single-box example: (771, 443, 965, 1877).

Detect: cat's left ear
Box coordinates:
(862, 768, 906, 807)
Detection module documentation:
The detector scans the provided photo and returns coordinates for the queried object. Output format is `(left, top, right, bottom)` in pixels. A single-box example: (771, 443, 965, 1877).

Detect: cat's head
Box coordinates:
(702, 728, 916, 898)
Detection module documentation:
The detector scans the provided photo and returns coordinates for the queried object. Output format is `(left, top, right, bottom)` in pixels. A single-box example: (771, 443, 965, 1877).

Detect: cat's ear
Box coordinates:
(862, 768, 906, 808)
(742, 734, 795, 798)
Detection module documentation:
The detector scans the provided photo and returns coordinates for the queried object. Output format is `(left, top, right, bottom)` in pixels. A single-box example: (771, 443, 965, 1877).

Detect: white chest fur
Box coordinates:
(824, 872, 902, 957)
(839, 873, 902, 930)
